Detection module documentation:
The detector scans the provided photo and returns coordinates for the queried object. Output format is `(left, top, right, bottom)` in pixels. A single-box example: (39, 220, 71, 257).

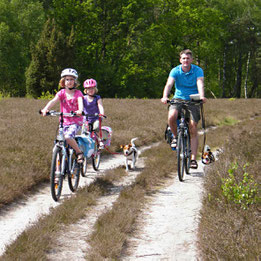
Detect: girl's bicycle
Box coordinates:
(40, 110, 82, 201)
(167, 99, 201, 181)
(78, 113, 107, 177)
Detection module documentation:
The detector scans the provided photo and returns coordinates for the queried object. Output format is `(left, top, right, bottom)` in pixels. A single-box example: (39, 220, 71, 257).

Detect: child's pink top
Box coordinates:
(57, 89, 83, 126)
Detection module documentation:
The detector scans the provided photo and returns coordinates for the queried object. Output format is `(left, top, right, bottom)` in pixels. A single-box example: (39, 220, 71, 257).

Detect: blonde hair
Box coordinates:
(84, 87, 98, 94)
(58, 77, 80, 89)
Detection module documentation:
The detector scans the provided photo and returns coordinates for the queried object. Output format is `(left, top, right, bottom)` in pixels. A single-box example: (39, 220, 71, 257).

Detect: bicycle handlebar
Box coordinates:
(39, 110, 79, 117)
(167, 99, 202, 105)
(39, 110, 107, 119)
(81, 112, 107, 119)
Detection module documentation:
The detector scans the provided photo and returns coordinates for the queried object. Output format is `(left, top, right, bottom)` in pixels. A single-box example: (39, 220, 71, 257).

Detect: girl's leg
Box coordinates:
(64, 124, 84, 162)
(66, 138, 82, 154)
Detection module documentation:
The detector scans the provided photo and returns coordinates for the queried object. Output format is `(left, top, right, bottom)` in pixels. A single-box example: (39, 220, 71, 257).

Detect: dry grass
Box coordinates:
(87, 142, 174, 260)
(0, 98, 168, 206)
(198, 118, 261, 260)
(0, 98, 261, 260)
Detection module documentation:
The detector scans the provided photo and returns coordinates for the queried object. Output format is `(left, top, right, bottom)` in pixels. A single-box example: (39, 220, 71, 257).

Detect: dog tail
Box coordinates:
(131, 137, 138, 146)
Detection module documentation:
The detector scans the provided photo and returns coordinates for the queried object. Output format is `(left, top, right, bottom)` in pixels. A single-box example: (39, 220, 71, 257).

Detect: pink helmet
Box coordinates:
(83, 78, 97, 88)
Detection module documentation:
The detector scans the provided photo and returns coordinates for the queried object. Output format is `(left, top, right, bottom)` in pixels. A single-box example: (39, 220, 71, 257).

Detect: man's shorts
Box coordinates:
(169, 99, 201, 123)
(64, 124, 82, 139)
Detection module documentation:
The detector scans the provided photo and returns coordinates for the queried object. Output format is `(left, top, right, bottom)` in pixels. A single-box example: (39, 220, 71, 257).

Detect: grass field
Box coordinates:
(0, 98, 260, 260)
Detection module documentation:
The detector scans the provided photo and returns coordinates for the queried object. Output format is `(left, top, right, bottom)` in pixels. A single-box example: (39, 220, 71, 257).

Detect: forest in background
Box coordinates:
(0, 0, 260, 98)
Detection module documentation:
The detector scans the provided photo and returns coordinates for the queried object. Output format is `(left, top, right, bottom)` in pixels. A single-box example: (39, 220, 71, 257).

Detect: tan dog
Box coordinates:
(120, 138, 139, 171)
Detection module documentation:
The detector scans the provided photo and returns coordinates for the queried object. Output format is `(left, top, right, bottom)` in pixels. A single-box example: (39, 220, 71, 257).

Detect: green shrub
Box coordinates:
(221, 162, 260, 209)
(38, 91, 55, 100)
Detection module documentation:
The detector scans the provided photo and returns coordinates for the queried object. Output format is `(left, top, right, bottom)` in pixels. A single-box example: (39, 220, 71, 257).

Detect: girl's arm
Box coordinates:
(76, 96, 83, 115)
(97, 99, 104, 115)
(41, 95, 60, 116)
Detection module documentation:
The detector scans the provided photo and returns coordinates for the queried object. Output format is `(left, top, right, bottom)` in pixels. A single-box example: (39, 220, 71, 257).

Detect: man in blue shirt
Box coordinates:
(161, 49, 207, 169)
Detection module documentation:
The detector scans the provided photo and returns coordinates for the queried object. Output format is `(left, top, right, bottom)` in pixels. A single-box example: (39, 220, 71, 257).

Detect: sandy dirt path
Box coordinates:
(47, 151, 206, 261)
(0, 153, 125, 256)
(0, 144, 157, 257)
(47, 157, 146, 260)
(0, 143, 206, 260)
(123, 161, 205, 260)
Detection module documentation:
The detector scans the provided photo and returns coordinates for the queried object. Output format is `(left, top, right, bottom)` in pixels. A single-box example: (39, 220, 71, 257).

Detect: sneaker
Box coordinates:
(170, 137, 177, 148)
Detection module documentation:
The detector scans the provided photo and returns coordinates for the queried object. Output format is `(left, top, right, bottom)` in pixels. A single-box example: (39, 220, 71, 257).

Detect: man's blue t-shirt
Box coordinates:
(169, 64, 204, 100)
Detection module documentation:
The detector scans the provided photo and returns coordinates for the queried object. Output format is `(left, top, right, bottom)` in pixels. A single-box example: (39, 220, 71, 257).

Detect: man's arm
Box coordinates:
(197, 77, 207, 103)
(161, 76, 175, 104)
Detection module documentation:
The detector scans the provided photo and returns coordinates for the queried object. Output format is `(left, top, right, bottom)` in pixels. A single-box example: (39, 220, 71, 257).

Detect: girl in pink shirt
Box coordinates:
(41, 68, 84, 163)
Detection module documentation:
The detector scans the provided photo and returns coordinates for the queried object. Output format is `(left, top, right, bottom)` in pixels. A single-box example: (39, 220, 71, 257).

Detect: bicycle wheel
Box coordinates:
(81, 156, 88, 177)
(68, 150, 81, 192)
(184, 130, 191, 174)
(92, 140, 101, 171)
(50, 146, 64, 201)
(177, 133, 185, 181)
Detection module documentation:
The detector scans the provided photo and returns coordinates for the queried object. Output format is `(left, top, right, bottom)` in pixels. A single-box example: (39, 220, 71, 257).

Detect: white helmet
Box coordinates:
(61, 68, 78, 79)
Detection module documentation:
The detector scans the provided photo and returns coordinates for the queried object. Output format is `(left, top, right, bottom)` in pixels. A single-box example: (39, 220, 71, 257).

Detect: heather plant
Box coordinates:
(198, 117, 261, 260)
(0, 98, 261, 260)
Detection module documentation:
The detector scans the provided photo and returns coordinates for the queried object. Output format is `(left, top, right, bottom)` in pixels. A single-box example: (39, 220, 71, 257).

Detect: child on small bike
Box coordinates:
(41, 68, 84, 163)
(82, 78, 105, 147)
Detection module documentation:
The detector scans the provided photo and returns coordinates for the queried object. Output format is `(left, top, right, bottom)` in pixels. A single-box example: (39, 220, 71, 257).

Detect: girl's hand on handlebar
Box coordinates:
(99, 114, 107, 119)
(75, 110, 83, 116)
(41, 109, 49, 116)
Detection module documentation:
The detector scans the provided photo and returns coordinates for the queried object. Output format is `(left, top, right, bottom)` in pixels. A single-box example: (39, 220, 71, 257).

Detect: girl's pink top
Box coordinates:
(57, 89, 83, 126)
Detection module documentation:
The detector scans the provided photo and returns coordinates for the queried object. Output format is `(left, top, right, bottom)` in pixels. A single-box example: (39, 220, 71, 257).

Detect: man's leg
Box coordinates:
(168, 109, 178, 137)
(189, 120, 198, 161)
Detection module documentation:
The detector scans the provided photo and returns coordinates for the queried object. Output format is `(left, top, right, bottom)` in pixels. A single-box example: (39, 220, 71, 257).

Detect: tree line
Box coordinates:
(0, 0, 260, 98)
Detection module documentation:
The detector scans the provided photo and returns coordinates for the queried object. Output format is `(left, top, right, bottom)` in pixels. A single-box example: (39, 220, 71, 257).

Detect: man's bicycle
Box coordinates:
(40, 110, 82, 201)
(167, 99, 201, 181)
(79, 113, 107, 176)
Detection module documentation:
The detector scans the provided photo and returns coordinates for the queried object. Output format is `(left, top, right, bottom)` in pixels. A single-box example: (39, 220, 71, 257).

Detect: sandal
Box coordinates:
(190, 160, 198, 169)
(170, 137, 177, 148)
(77, 152, 84, 164)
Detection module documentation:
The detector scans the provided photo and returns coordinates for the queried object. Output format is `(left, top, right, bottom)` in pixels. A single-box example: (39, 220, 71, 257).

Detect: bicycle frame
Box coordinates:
(167, 100, 196, 181)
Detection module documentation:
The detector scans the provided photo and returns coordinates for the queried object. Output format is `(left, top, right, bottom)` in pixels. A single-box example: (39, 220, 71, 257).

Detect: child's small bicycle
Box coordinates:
(40, 110, 81, 201)
(77, 113, 108, 177)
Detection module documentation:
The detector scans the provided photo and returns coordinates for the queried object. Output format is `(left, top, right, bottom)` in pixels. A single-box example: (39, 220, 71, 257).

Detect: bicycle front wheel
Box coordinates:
(50, 146, 64, 201)
(68, 150, 81, 192)
(177, 134, 185, 181)
(81, 156, 88, 177)
(184, 130, 191, 174)
(92, 140, 101, 171)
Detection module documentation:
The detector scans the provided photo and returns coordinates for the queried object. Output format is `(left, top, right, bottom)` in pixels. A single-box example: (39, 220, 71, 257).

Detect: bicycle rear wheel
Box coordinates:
(177, 134, 185, 181)
(92, 140, 101, 171)
(50, 146, 64, 201)
(184, 130, 191, 174)
(68, 150, 81, 192)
